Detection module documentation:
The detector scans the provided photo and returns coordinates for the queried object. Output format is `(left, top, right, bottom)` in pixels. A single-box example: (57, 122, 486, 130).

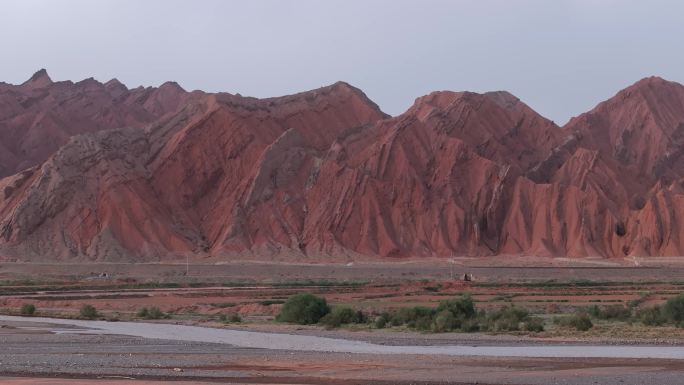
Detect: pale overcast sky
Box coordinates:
(1, 0, 683, 124)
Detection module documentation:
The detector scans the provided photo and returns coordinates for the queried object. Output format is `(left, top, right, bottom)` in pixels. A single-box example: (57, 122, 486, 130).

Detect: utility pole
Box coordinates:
(449, 257, 454, 280)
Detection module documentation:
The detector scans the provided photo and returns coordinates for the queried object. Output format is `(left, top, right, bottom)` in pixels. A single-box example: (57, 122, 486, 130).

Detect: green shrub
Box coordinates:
(664, 294, 684, 327)
(460, 318, 481, 332)
(320, 306, 364, 328)
(436, 294, 476, 320)
(413, 314, 433, 331)
(136, 307, 149, 318)
(381, 294, 487, 333)
(218, 313, 241, 323)
(587, 304, 601, 318)
(637, 306, 665, 326)
(390, 306, 434, 330)
(432, 310, 456, 332)
(487, 306, 529, 331)
(572, 313, 593, 331)
(20, 303, 36, 316)
(556, 313, 593, 331)
(276, 293, 330, 324)
(149, 307, 167, 319)
(136, 306, 168, 320)
(80, 304, 98, 319)
(374, 313, 390, 329)
(524, 316, 545, 332)
(596, 305, 632, 321)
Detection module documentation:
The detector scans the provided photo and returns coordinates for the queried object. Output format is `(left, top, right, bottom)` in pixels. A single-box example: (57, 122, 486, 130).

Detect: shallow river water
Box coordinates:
(1, 315, 683, 359)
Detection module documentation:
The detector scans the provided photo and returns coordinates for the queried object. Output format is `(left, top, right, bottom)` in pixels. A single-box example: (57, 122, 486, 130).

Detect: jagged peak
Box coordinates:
(612, 76, 683, 101)
(409, 90, 465, 110)
(629, 75, 670, 88)
(75, 77, 100, 85)
(159, 81, 186, 93)
(209, 81, 387, 119)
(73, 77, 105, 92)
(564, 76, 684, 128)
(276, 81, 376, 104)
(104, 78, 128, 97)
(328, 81, 388, 117)
(409, 89, 529, 115)
(22, 69, 53, 89)
(483, 90, 521, 107)
(104, 78, 126, 88)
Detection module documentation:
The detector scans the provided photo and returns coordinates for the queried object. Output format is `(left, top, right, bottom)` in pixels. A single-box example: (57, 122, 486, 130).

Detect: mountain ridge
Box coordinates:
(0, 71, 683, 261)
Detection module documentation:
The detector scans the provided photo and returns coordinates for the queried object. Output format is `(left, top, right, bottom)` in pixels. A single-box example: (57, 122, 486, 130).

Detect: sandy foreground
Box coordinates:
(0, 316, 683, 385)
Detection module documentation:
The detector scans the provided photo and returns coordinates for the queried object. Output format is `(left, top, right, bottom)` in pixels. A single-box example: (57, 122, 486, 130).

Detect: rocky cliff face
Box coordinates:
(0, 72, 682, 261)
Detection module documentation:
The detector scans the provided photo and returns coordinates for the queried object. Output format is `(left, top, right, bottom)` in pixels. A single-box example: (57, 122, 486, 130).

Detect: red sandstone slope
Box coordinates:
(555, 77, 684, 256)
(0, 70, 194, 178)
(0, 82, 387, 260)
(292, 91, 561, 258)
(0, 74, 683, 261)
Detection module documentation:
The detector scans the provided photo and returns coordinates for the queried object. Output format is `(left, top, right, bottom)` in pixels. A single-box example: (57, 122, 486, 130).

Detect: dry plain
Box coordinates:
(1, 259, 684, 384)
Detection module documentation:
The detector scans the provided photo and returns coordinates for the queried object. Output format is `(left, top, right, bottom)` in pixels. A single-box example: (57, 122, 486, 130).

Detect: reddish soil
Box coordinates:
(1, 264, 682, 326)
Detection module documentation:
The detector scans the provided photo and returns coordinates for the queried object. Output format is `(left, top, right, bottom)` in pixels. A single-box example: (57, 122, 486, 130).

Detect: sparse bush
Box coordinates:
(137, 307, 149, 318)
(276, 293, 330, 324)
(382, 294, 481, 333)
(460, 318, 481, 332)
(432, 310, 456, 332)
(571, 313, 593, 331)
(80, 304, 98, 319)
(151, 307, 167, 319)
(556, 312, 593, 331)
(487, 306, 529, 332)
(587, 305, 601, 318)
(320, 306, 365, 328)
(217, 313, 240, 323)
(136, 306, 168, 320)
(148, 307, 167, 319)
(663, 294, 684, 327)
(374, 313, 390, 329)
(20, 303, 36, 316)
(596, 305, 632, 321)
(390, 306, 434, 330)
(637, 306, 665, 326)
(436, 294, 476, 320)
(524, 316, 545, 332)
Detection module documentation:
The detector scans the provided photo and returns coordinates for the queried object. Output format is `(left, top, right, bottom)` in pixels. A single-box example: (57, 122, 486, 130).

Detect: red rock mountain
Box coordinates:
(0, 69, 195, 178)
(0, 71, 683, 261)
